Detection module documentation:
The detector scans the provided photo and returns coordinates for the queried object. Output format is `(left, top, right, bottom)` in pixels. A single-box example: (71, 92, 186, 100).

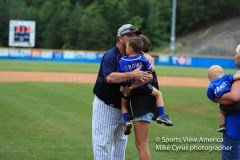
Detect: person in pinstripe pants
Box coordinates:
(92, 24, 152, 160)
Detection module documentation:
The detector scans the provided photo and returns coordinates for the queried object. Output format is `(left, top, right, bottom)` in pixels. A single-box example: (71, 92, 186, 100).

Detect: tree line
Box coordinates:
(0, 0, 239, 51)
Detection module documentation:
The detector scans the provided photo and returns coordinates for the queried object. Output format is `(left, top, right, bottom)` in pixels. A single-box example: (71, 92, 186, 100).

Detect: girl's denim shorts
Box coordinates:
(133, 112, 154, 123)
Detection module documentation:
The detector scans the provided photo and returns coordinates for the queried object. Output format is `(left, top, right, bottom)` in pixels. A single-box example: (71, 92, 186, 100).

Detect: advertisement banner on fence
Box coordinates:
(41, 50, 53, 59)
(0, 49, 9, 57)
(157, 55, 192, 66)
(172, 56, 192, 66)
(158, 55, 170, 64)
(74, 52, 98, 60)
(63, 51, 75, 59)
(53, 51, 63, 59)
(9, 49, 31, 57)
(31, 49, 42, 58)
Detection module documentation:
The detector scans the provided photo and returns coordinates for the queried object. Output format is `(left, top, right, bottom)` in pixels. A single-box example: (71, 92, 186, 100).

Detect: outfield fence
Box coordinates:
(0, 47, 236, 69)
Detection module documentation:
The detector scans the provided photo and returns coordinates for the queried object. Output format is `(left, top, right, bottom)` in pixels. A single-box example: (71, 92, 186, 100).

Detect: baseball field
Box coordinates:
(0, 60, 237, 160)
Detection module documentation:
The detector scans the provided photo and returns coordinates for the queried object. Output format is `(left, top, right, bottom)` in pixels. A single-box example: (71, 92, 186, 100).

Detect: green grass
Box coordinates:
(0, 60, 237, 77)
(155, 65, 236, 77)
(0, 60, 100, 74)
(0, 83, 93, 160)
(0, 83, 222, 160)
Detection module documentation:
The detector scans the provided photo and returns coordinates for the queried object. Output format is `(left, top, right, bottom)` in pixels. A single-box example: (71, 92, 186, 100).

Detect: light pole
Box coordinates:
(170, 0, 177, 53)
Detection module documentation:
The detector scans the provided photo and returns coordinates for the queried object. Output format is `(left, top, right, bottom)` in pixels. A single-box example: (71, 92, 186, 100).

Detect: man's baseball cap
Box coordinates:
(117, 24, 141, 37)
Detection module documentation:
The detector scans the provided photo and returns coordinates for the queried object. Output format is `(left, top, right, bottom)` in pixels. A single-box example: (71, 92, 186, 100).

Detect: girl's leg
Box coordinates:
(134, 121, 151, 160)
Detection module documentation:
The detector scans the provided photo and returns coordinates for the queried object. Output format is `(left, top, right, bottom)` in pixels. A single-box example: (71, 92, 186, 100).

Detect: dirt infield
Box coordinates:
(0, 71, 208, 87)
